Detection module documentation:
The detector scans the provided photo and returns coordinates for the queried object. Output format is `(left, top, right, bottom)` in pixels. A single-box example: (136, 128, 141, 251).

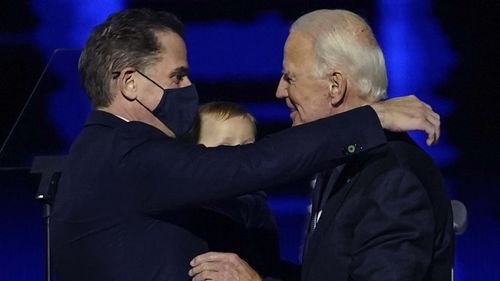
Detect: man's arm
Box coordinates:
(129, 96, 439, 211)
(348, 168, 435, 281)
(132, 105, 387, 211)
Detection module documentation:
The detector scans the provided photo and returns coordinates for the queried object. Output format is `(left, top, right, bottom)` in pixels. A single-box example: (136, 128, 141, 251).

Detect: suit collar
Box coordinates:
(84, 110, 127, 128)
(320, 164, 346, 210)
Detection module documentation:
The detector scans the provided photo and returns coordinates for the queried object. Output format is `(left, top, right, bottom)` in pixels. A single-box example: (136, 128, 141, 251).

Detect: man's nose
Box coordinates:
(275, 79, 288, 98)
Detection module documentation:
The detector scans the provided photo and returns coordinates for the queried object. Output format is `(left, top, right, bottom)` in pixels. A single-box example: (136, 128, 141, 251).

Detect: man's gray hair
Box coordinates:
(290, 9, 388, 101)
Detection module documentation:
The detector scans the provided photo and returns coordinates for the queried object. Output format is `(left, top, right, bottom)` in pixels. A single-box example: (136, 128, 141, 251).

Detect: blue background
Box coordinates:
(1, 0, 499, 280)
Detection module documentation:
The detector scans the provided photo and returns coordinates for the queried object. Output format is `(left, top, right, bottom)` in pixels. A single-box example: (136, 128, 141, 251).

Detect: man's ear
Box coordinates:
(328, 71, 347, 106)
(119, 68, 138, 101)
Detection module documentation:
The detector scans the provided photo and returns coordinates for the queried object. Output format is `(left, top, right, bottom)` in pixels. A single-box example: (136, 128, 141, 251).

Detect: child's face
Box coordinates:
(198, 115, 255, 147)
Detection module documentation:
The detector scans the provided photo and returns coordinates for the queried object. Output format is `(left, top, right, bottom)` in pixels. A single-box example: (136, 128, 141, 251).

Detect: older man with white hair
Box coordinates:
(190, 9, 454, 281)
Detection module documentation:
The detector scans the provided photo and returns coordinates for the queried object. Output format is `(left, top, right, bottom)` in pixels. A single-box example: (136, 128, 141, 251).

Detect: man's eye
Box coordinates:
(175, 75, 185, 84)
(282, 73, 294, 84)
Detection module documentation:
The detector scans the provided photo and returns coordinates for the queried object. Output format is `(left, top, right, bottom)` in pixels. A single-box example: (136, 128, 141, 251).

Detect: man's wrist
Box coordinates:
(369, 103, 387, 129)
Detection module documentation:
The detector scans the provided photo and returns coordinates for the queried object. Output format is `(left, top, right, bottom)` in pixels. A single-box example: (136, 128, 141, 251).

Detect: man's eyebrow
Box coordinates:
(282, 69, 294, 76)
(169, 66, 189, 78)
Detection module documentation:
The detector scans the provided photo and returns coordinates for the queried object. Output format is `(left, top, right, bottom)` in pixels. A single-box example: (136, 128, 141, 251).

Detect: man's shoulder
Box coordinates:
(351, 132, 449, 208)
(344, 132, 443, 195)
(358, 132, 438, 175)
(81, 110, 168, 138)
(72, 112, 172, 150)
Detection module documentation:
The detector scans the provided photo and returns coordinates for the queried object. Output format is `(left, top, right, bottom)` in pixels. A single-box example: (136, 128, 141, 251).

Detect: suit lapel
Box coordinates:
(302, 164, 359, 280)
(301, 146, 390, 281)
(320, 164, 346, 212)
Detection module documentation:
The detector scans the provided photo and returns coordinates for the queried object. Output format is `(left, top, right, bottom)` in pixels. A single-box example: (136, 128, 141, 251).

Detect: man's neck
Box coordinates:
(339, 91, 374, 113)
(97, 104, 176, 138)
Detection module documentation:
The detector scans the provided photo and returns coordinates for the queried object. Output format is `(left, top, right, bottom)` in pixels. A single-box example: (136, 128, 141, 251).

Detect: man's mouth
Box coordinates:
(285, 99, 297, 112)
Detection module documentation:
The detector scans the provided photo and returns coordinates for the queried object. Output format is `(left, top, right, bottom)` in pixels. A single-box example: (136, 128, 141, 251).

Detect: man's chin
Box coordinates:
(290, 113, 302, 127)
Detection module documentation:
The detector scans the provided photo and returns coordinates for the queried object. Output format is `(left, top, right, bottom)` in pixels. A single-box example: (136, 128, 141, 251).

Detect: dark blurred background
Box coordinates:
(1, 0, 499, 280)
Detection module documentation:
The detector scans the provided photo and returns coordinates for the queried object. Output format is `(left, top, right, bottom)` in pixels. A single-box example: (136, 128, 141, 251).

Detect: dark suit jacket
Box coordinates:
(51, 107, 386, 281)
(185, 192, 282, 277)
(301, 132, 454, 281)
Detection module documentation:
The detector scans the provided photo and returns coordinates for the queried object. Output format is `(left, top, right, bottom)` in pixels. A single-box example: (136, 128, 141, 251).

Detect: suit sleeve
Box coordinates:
(266, 260, 301, 281)
(263, 277, 285, 281)
(119, 106, 387, 211)
(349, 168, 435, 281)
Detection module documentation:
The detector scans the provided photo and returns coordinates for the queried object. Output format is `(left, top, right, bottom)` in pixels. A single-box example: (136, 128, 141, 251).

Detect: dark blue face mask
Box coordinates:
(136, 70, 199, 137)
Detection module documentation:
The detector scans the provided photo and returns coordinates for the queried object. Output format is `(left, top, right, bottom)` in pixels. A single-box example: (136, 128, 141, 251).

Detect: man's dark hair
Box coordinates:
(78, 8, 184, 108)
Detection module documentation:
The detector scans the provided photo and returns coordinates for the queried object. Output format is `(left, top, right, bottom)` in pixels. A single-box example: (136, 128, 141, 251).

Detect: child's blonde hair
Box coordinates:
(193, 102, 257, 142)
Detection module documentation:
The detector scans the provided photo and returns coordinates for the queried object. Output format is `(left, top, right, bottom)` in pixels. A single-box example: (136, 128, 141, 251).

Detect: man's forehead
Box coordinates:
(156, 32, 187, 59)
(283, 32, 314, 73)
(285, 32, 313, 51)
(157, 31, 185, 47)
(154, 32, 188, 71)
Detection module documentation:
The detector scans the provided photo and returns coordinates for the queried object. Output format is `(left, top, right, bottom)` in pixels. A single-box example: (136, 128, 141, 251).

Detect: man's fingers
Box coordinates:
(430, 110, 440, 121)
(425, 127, 436, 146)
(420, 99, 433, 111)
(192, 269, 216, 281)
(404, 110, 438, 146)
(191, 251, 226, 266)
(429, 115, 440, 145)
(423, 118, 439, 146)
(371, 94, 442, 146)
(424, 108, 440, 145)
(189, 252, 261, 281)
(189, 261, 217, 276)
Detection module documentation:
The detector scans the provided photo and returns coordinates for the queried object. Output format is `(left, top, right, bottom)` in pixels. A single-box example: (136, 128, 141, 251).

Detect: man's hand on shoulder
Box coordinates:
(189, 252, 262, 281)
(370, 95, 440, 146)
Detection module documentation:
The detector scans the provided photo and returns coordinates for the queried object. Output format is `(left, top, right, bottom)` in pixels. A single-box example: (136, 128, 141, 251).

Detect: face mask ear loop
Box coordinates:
(134, 69, 167, 113)
(135, 97, 157, 113)
(136, 69, 166, 91)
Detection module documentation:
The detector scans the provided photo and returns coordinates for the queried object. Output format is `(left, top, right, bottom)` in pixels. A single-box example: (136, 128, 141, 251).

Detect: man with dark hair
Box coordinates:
(79, 9, 184, 109)
(51, 8, 441, 281)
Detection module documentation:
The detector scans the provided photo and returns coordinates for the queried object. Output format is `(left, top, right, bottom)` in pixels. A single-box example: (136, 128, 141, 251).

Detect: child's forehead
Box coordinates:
(201, 113, 251, 124)
(201, 114, 255, 135)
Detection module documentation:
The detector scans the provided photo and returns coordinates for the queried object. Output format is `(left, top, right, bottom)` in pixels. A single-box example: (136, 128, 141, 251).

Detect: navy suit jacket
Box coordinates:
(51, 107, 386, 281)
(180, 191, 282, 277)
(301, 132, 454, 281)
